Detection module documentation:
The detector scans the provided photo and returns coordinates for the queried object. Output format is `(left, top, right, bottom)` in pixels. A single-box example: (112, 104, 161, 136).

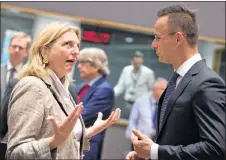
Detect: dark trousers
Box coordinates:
(84, 140, 103, 160)
(0, 142, 6, 160)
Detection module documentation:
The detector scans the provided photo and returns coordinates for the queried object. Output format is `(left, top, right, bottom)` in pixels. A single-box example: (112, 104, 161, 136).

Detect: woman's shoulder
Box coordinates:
(16, 76, 48, 92)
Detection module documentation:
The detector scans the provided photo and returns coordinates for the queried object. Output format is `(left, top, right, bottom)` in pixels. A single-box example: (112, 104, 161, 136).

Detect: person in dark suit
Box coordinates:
(126, 4, 225, 160)
(76, 48, 114, 160)
(0, 31, 32, 142)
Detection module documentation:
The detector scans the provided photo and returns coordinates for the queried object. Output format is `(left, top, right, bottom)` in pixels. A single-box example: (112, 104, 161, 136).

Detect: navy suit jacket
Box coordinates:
(156, 60, 225, 160)
(76, 76, 114, 143)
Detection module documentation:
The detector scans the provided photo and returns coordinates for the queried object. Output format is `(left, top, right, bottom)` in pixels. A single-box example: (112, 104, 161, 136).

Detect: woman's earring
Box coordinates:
(43, 57, 48, 64)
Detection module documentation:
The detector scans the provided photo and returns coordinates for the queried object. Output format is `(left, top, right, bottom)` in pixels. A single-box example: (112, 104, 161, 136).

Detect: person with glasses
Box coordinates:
(1, 32, 32, 101)
(126, 4, 225, 160)
(76, 47, 114, 160)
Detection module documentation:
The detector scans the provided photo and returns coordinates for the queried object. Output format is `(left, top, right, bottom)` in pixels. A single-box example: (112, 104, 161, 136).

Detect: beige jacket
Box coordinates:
(6, 75, 89, 159)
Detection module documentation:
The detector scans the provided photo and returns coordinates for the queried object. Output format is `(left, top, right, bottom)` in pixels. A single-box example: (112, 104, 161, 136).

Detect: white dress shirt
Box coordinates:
(47, 68, 83, 150)
(114, 65, 155, 102)
(150, 53, 202, 159)
(125, 93, 157, 139)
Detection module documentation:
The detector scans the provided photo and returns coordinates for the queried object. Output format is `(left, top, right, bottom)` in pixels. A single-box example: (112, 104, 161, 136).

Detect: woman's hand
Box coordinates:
(87, 108, 121, 138)
(48, 102, 83, 150)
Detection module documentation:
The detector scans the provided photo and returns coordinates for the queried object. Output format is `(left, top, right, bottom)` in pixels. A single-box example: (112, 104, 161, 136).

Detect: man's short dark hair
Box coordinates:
(157, 4, 199, 47)
(132, 51, 143, 59)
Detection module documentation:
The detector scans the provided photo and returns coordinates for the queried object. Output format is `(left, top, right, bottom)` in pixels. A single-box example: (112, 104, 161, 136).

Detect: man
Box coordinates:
(76, 48, 114, 160)
(0, 32, 32, 140)
(1, 31, 31, 101)
(114, 51, 155, 119)
(126, 4, 225, 160)
(125, 78, 167, 142)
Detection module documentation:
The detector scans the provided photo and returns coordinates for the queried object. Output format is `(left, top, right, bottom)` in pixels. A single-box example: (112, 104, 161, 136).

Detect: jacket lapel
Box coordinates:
(80, 77, 105, 103)
(156, 89, 166, 137)
(157, 60, 206, 138)
(41, 75, 70, 115)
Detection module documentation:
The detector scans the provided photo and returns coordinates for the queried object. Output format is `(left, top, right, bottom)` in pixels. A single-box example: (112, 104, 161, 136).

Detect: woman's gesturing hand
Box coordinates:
(48, 102, 83, 150)
(87, 108, 121, 138)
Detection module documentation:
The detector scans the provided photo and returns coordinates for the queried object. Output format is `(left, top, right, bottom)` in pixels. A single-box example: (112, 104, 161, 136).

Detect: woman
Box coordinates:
(6, 21, 121, 159)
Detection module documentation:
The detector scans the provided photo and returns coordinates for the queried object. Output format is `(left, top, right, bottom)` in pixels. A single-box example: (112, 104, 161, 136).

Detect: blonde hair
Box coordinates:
(79, 47, 110, 76)
(18, 21, 81, 80)
(10, 31, 32, 49)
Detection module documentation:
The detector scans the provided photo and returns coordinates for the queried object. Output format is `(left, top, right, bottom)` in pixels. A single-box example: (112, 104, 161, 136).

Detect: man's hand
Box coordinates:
(125, 151, 139, 160)
(131, 129, 153, 158)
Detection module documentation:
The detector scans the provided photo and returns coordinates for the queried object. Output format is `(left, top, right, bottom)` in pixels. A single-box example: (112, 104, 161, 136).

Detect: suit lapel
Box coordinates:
(156, 89, 166, 137)
(80, 77, 105, 103)
(158, 74, 192, 133)
(157, 60, 206, 139)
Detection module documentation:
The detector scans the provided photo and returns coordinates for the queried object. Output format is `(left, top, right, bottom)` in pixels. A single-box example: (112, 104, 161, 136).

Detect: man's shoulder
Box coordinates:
(194, 64, 223, 82)
(97, 77, 114, 90)
(188, 64, 225, 93)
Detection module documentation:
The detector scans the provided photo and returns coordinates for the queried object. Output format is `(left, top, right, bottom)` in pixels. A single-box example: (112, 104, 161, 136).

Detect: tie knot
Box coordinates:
(171, 72, 180, 81)
(10, 68, 16, 72)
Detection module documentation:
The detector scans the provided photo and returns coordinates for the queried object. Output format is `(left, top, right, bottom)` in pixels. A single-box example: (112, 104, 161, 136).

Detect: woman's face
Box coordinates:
(47, 31, 80, 79)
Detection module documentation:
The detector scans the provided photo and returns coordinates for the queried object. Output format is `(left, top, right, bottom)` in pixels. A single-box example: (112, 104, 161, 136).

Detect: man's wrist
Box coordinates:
(150, 142, 159, 159)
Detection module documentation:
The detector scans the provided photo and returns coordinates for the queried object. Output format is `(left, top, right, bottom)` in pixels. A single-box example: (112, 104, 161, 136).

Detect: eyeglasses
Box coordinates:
(154, 32, 187, 42)
(78, 60, 93, 64)
(10, 44, 26, 51)
(154, 32, 177, 42)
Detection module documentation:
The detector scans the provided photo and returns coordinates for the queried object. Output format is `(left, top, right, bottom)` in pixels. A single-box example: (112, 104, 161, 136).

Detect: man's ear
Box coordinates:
(176, 32, 185, 44)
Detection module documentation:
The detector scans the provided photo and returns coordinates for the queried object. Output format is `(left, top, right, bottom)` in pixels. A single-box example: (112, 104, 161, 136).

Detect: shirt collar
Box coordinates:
(176, 53, 202, 77)
(7, 61, 23, 72)
(88, 75, 103, 87)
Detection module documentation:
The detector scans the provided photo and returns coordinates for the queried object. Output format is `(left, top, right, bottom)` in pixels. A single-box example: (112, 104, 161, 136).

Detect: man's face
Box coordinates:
(8, 37, 28, 64)
(131, 57, 143, 70)
(151, 16, 177, 64)
(77, 59, 98, 81)
(152, 81, 167, 101)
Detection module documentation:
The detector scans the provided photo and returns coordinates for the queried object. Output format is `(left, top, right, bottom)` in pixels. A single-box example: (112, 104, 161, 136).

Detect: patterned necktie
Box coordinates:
(8, 68, 16, 83)
(152, 102, 158, 129)
(159, 72, 180, 129)
(77, 84, 89, 102)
